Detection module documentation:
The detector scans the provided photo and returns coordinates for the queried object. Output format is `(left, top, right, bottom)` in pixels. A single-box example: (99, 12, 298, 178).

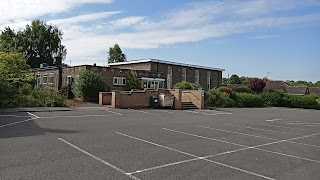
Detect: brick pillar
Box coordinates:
(199, 88, 205, 109)
(111, 91, 120, 108)
(172, 89, 182, 110)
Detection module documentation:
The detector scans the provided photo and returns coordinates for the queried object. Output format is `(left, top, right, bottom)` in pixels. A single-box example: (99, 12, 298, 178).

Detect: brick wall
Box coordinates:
(111, 62, 152, 71)
(109, 88, 203, 109)
(150, 62, 221, 90)
(99, 92, 112, 105)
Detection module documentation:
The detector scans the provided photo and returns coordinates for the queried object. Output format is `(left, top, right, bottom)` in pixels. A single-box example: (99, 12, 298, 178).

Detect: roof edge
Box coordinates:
(108, 58, 225, 71)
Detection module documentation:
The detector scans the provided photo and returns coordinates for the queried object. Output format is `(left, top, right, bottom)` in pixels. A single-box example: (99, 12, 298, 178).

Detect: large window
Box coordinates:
(67, 75, 73, 85)
(143, 79, 165, 89)
(113, 77, 126, 86)
(167, 66, 172, 89)
(195, 70, 199, 84)
(48, 73, 54, 84)
(207, 71, 211, 90)
(182, 68, 186, 82)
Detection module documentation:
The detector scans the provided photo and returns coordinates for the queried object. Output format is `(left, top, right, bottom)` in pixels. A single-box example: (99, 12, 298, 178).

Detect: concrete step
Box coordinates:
(181, 102, 198, 109)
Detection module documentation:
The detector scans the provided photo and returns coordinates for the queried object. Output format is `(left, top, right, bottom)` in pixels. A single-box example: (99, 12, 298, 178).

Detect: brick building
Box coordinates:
(29, 58, 224, 91)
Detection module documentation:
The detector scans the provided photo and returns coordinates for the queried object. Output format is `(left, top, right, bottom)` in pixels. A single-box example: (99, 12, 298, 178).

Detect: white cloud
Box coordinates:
(49, 11, 121, 26)
(0, 0, 113, 22)
(1, 0, 320, 65)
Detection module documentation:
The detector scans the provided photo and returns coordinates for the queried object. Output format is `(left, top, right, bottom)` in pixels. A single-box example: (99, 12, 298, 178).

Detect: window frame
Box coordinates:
(43, 74, 48, 84)
(207, 71, 211, 90)
(48, 73, 54, 84)
(195, 70, 199, 84)
(182, 68, 186, 82)
(113, 77, 126, 86)
(167, 66, 172, 89)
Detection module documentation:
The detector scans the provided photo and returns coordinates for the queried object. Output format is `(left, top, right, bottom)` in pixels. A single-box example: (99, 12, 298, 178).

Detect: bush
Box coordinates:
(72, 70, 106, 102)
(59, 84, 74, 99)
(205, 88, 235, 107)
(233, 93, 265, 107)
(0, 89, 65, 107)
(18, 84, 34, 95)
(173, 81, 199, 90)
(281, 94, 319, 109)
(234, 87, 253, 94)
(248, 78, 266, 93)
(261, 91, 285, 107)
(218, 86, 233, 94)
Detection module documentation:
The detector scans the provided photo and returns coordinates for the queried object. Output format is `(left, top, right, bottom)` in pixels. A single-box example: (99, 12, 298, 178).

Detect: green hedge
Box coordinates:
(233, 93, 265, 107)
(205, 88, 235, 107)
(281, 94, 319, 109)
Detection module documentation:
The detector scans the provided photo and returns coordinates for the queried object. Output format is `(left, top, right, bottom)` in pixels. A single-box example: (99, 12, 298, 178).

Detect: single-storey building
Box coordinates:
(28, 58, 224, 91)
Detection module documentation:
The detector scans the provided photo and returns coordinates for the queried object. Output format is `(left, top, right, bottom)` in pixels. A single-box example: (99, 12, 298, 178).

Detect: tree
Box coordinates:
(108, 44, 126, 63)
(0, 20, 66, 68)
(0, 52, 30, 81)
(248, 78, 266, 93)
(125, 71, 140, 90)
(230, 74, 241, 84)
(72, 70, 106, 102)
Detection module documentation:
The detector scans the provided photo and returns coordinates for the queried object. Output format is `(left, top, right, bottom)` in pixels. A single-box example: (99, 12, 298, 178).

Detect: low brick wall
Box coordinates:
(107, 88, 204, 110)
(99, 92, 112, 105)
(181, 90, 204, 109)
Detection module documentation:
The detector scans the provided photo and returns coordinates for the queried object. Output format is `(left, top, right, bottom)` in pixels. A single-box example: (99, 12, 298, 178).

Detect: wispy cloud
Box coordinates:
(253, 35, 280, 39)
(1, 0, 320, 65)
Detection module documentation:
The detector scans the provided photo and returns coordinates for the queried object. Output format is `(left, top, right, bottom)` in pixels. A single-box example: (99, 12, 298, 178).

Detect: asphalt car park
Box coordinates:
(1, 107, 320, 180)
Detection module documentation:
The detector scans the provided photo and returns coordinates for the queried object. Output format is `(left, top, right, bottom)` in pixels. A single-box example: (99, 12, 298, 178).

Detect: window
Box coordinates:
(67, 76, 73, 85)
(207, 71, 211, 90)
(36, 74, 41, 86)
(182, 68, 186, 82)
(167, 66, 172, 89)
(195, 70, 199, 84)
(43, 74, 48, 84)
(143, 80, 164, 89)
(113, 77, 126, 86)
(48, 73, 54, 84)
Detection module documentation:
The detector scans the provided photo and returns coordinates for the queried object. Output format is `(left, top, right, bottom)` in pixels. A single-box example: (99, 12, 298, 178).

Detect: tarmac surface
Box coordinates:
(1, 107, 320, 180)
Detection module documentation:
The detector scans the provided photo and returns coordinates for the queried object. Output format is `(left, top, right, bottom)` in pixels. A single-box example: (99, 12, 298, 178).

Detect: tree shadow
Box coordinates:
(0, 112, 79, 139)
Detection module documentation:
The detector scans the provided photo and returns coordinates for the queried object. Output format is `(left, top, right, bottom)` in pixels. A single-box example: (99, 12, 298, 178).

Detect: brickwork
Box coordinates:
(109, 88, 203, 109)
(99, 92, 112, 105)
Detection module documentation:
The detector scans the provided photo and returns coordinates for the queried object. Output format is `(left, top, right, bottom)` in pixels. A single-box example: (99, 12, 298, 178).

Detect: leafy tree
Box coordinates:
(0, 52, 30, 81)
(229, 74, 241, 84)
(0, 20, 66, 68)
(173, 81, 199, 90)
(248, 78, 266, 93)
(222, 78, 229, 85)
(240, 76, 250, 84)
(72, 70, 106, 102)
(108, 44, 126, 63)
(125, 71, 140, 90)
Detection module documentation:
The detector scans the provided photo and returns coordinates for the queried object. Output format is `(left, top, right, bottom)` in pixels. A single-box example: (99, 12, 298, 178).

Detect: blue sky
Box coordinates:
(0, 0, 320, 81)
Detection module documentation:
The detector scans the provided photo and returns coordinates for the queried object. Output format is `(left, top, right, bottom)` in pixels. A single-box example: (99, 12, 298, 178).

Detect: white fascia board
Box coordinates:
(139, 77, 165, 81)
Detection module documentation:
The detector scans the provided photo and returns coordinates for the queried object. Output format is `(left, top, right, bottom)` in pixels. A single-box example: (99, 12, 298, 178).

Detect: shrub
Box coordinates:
(173, 81, 199, 90)
(125, 71, 140, 90)
(218, 86, 233, 94)
(18, 84, 34, 95)
(72, 70, 106, 102)
(233, 93, 265, 107)
(281, 94, 319, 109)
(261, 91, 285, 107)
(234, 87, 253, 94)
(205, 88, 235, 107)
(59, 84, 74, 99)
(248, 78, 266, 93)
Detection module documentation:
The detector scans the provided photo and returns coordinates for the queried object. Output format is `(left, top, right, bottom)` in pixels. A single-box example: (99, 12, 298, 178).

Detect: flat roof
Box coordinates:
(107, 58, 225, 71)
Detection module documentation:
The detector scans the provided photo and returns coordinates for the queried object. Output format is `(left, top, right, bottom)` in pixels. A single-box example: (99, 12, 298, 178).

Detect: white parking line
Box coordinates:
(105, 110, 123, 116)
(0, 118, 34, 128)
(116, 132, 275, 180)
(130, 109, 161, 116)
(27, 112, 39, 119)
(0, 115, 31, 118)
(197, 125, 320, 148)
(287, 123, 320, 125)
(163, 128, 320, 163)
(266, 119, 282, 122)
(39, 114, 116, 119)
(245, 122, 317, 132)
(57, 138, 140, 180)
(156, 109, 184, 116)
(225, 124, 300, 135)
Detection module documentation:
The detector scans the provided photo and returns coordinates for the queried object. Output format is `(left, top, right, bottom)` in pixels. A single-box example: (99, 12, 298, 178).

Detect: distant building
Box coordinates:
(27, 59, 224, 91)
